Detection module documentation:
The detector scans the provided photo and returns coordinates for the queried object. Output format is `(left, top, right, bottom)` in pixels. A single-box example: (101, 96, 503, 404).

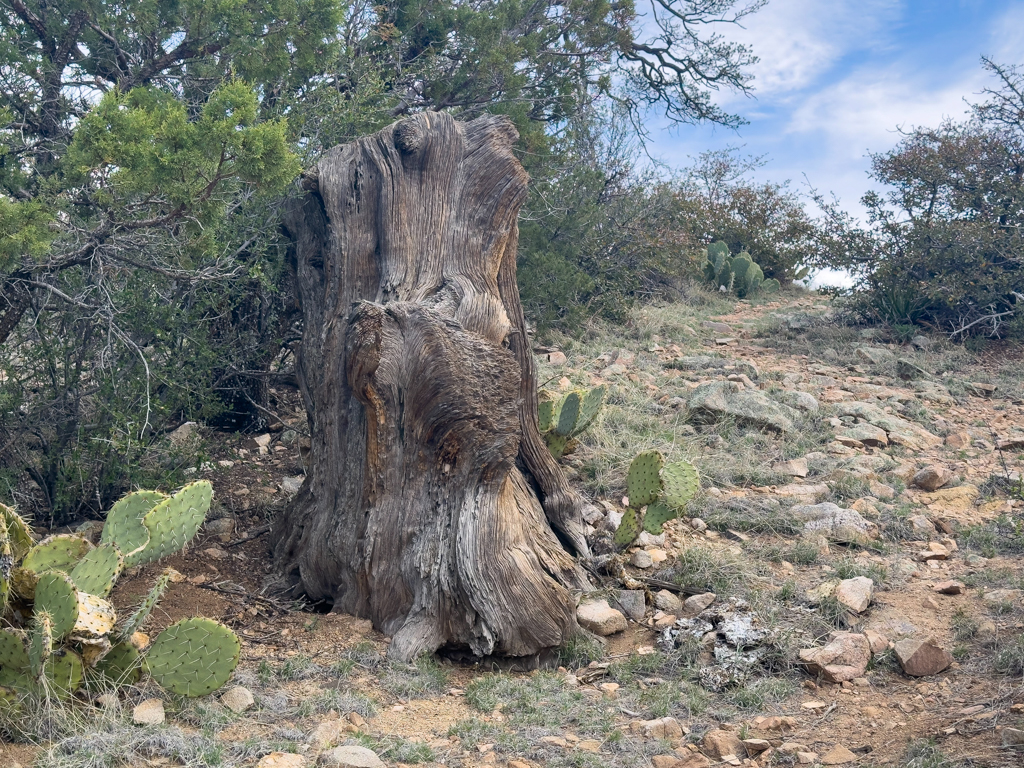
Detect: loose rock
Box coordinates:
(260, 755, 308, 768)
(799, 633, 871, 683)
(318, 746, 384, 768)
(893, 638, 953, 676)
(913, 465, 953, 491)
(701, 729, 745, 760)
(688, 380, 800, 433)
(220, 685, 254, 713)
(683, 592, 717, 615)
(616, 590, 647, 621)
(654, 590, 683, 614)
(133, 698, 165, 725)
(835, 577, 873, 613)
(821, 745, 858, 765)
(932, 580, 965, 595)
(577, 600, 627, 635)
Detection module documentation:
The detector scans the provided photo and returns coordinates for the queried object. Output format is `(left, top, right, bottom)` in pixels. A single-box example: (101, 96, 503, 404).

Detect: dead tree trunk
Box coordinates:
(272, 114, 593, 662)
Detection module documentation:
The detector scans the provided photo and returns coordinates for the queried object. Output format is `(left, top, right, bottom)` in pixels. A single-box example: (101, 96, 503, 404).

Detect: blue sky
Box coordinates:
(646, 0, 1024, 221)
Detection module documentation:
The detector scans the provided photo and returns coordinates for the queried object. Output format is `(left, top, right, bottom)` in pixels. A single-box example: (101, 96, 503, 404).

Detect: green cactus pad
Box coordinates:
(34, 571, 80, 640)
(661, 460, 700, 511)
(146, 617, 240, 697)
(613, 507, 642, 548)
(626, 450, 664, 508)
(70, 542, 124, 597)
(44, 649, 83, 697)
(554, 391, 581, 437)
(118, 571, 170, 641)
(73, 592, 117, 638)
(28, 612, 52, 681)
(22, 534, 93, 575)
(575, 385, 606, 434)
(537, 391, 557, 433)
(0, 630, 29, 688)
(544, 432, 569, 459)
(131, 481, 212, 566)
(92, 642, 141, 686)
(642, 502, 677, 535)
(101, 490, 166, 562)
(0, 502, 34, 560)
(761, 278, 780, 293)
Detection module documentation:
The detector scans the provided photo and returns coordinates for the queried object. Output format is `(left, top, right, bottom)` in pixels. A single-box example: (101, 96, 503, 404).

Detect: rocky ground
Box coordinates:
(4, 288, 1024, 768)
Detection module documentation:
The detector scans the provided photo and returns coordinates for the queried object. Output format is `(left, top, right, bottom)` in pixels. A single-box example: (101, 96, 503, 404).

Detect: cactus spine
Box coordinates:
(614, 450, 700, 548)
(0, 482, 237, 705)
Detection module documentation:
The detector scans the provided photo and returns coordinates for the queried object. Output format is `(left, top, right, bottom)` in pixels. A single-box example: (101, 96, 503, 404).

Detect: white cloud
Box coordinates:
(989, 2, 1024, 62)
(721, 0, 903, 97)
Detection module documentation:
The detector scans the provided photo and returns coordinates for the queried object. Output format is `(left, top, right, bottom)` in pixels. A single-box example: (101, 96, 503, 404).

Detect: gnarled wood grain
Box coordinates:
(272, 113, 591, 661)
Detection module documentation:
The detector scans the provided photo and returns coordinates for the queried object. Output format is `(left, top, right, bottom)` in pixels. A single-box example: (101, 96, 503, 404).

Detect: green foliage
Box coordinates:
(538, 386, 606, 459)
(0, 482, 238, 709)
(614, 450, 700, 548)
(811, 60, 1024, 340)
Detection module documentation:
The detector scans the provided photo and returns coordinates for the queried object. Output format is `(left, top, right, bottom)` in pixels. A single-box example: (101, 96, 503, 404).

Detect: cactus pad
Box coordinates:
(554, 391, 581, 437)
(0, 630, 29, 688)
(44, 649, 83, 697)
(101, 490, 165, 561)
(70, 542, 123, 597)
(77, 636, 111, 669)
(73, 592, 117, 638)
(626, 450, 664, 507)
(0, 525, 11, 615)
(537, 391, 557, 432)
(131, 481, 212, 566)
(92, 641, 141, 686)
(544, 432, 569, 459)
(661, 460, 700, 510)
(146, 617, 240, 696)
(118, 571, 170, 641)
(642, 502, 676, 535)
(0, 502, 34, 560)
(28, 612, 52, 681)
(576, 385, 606, 433)
(613, 506, 642, 548)
(22, 534, 93, 575)
(34, 571, 80, 640)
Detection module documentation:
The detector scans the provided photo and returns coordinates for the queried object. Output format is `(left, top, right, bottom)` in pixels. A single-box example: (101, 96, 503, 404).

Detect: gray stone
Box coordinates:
(168, 421, 199, 446)
(281, 475, 304, 496)
(690, 518, 708, 532)
(1001, 727, 1024, 748)
(774, 390, 820, 413)
(205, 517, 235, 536)
(911, 335, 932, 350)
(668, 355, 759, 380)
(654, 589, 683, 614)
(260, 755, 309, 768)
(791, 502, 878, 543)
(702, 321, 733, 334)
(775, 458, 809, 478)
(318, 746, 384, 768)
(855, 346, 897, 365)
(630, 550, 654, 569)
(577, 600, 627, 635)
(833, 401, 942, 451)
(908, 515, 936, 535)
(893, 638, 953, 676)
(133, 698, 165, 725)
(688, 380, 800, 433)
(616, 590, 647, 621)
(309, 718, 352, 749)
(836, 423, 889, 447)
(683, 592, 717, 615)
(220, 685, 254, 713)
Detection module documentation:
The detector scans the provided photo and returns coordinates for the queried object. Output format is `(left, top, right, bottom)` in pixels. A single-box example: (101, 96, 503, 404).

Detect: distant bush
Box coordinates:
(812, 59, 1024, 340)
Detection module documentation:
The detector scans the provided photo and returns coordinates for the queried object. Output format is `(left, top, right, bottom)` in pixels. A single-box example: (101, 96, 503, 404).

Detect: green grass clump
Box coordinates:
(380, 655, 449, 699)
(465, 672, 615, 736)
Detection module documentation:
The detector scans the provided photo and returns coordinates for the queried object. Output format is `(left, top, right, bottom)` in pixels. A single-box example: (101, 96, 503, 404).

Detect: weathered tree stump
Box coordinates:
(272, 113, 592, 661)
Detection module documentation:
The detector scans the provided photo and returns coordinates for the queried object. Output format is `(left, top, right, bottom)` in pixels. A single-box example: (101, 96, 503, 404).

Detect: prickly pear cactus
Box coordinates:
(73, 592, 117, 638)
(626, 450, 664, 507)
(28, 612, 53, 683)
(0, 629, 29, 688)
(117, 571, 170, 641)
(615, 452, 701, 548)
(1, 502, 35, 560)
(131, 481, 212, 566)
(22, 534, 93, 576)
(91, 641, 141, 686)
(761, 278, 781, 293)
(613, 507, 642, 548)
(539, 386, 606, 459)
(0, 526, 11, 615)
(70, 543, 123, 597)
(661, 460, 700, 510)
(101, 489, 166, 564)
(145, 617, 240, 697)
(33, 571, 79, 640)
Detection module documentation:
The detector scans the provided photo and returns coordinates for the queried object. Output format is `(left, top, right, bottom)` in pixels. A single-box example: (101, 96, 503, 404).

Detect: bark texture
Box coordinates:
(272, 113, 592, 661)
